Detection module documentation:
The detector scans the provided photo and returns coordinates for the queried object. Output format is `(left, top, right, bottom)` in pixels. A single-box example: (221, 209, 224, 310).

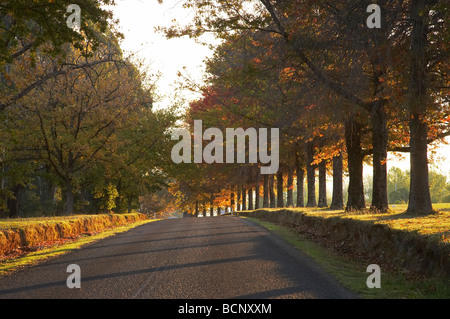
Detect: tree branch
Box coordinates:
(259, 0, 371, 112)
(0, 58, 124, 112)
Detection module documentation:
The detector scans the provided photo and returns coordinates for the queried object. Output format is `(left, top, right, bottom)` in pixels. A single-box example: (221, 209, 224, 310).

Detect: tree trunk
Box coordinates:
(127, 197, 133, 214)
(306, 141, 316, 207)
(296, 166, 304, 207)
(255, 174, 260, 209)
(407, 0, 433, 215)
(330, 152, 344, 210)
(237, 186, 241, 211)
(318, 161, 327, 207)
(269, 175, 276, 208)
(195, 199, 199, 217)
(248, 188, 253, 210)
(345, 118, 365, 211)
(7, 184, 22, 218)
(210, 194, 214, 216)
(263, 174, 269, 208)
(276, 170, 284, 208)
(242, 185, 246, 211)
(65, 183, 74, 216)
(371, 101, 389, 212)
(408, 115, 432, 213)
(230, 189, 235, 212)
(287, 167, 294, 207)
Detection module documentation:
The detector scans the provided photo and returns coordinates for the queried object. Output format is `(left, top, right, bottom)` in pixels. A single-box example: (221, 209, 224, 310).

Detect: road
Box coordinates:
(0, 216, 357, 299)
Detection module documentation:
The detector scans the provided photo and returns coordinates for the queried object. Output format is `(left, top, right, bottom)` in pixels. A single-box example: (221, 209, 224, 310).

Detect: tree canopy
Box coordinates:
(0, 0, 448, 218)
(162, 0, 449, 215)
(0, 1, 178, 217)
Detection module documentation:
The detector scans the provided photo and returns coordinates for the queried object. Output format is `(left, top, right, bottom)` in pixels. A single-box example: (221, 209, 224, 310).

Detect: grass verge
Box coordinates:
(243, 216, 449, 299)
(0, 219, 158, 276)
(250, 204, 449, 245)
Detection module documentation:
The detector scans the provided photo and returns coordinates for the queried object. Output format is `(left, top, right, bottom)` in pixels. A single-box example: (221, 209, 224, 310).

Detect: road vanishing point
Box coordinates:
(0, 216, 357, 299)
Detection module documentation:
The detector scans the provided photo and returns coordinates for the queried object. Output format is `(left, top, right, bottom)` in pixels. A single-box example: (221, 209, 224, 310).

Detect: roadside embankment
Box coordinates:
(0, 213, 148, 256)
(237, 209, 449, 278)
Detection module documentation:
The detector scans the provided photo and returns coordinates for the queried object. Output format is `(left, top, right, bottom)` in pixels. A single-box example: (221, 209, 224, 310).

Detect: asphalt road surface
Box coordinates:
(0, 216, 357, 299)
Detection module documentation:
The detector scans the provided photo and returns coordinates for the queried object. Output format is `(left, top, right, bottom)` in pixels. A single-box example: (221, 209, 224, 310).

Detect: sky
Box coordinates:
(107, 0, 450, 177)
(107, 0, 217, 110)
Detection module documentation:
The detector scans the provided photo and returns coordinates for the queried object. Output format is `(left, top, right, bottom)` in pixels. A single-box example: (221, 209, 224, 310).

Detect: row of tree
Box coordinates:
(178, 167, 450, 215)
(164, 0, 449, 216)
(0, 1, 178, 217)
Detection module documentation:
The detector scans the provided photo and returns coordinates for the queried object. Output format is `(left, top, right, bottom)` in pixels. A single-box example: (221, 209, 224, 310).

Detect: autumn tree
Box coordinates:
(161, 0, 449, 215)
(0, 0, 121, 111)
(1, 29, 177, 216)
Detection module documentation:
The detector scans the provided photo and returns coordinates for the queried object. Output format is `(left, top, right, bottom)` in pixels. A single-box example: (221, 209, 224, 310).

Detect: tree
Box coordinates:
(0, 0, 121, 111)
(330, 152, 344, 209)
(404, 0, 447, 214)
(1, 31, 176, 216)
(387, 167, 410, 204)
(160, 0, 449, 215)
(429, 170, 448, 203)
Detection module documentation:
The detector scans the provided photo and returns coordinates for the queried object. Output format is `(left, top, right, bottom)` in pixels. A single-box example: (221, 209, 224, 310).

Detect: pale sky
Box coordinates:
(107, 0, 217, 111)
(108, 0, 450, 177)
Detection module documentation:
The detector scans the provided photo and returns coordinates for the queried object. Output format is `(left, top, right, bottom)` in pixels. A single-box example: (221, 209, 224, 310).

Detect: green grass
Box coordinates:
(0, 213, 145, 230)
(0, 215, 84, 229)
(0, 219, 158, 276)
(248, 203, 450, 246)
(243, 216, 450, 299)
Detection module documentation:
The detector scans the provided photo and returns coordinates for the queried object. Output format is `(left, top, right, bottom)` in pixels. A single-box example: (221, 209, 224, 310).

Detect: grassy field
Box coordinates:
(244, 216, 449, 299)
(0, 216, 158, 276)
(239, 203, 450, 298)
(0, 215, 101, 229)
(253, 203, 450, 246)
